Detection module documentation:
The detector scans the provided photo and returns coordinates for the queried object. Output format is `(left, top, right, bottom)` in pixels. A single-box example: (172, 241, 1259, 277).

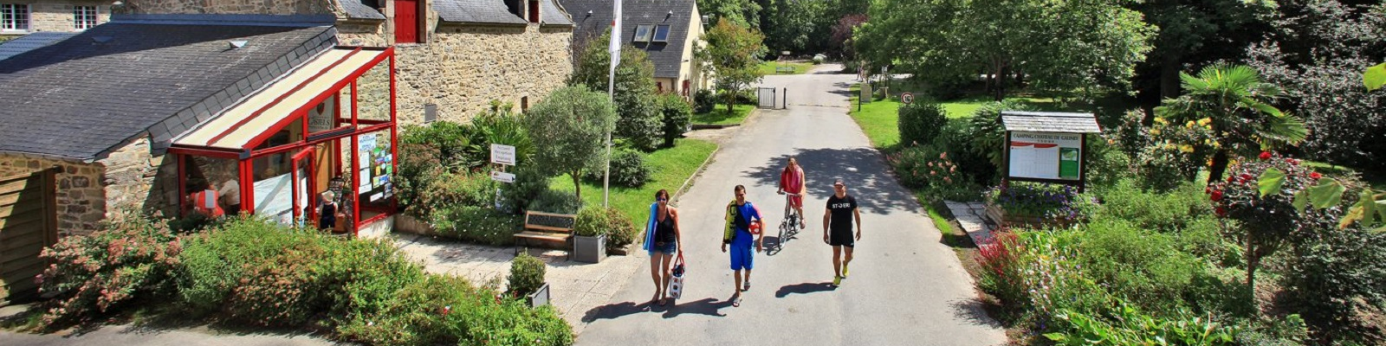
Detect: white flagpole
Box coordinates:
(605, 0, 622, 207)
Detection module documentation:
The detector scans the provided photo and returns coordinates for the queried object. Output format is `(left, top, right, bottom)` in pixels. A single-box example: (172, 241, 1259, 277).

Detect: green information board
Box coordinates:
(1058, 147, 1079, 179)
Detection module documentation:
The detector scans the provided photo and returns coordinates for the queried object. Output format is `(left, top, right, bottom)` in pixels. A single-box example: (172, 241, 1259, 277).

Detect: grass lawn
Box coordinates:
(549, 138, 718, 227)
(848, 80, 1098, 150)
(758, 61, 814, 75)
(691, 104, 755, 125)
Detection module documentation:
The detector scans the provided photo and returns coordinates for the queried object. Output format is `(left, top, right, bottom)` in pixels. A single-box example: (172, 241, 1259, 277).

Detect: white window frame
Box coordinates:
(652, 25, 671, 43)
(633, 24, 653, 43)
(1, 3, 30, 33)
(73, 5, 98, 31)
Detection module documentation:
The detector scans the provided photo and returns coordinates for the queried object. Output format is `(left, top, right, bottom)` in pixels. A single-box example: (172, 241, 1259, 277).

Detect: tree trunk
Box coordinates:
(1245, 230, 1258, 301)
(726, 88, 735, 113)
(573, 169, 583, 200)
(1207, 150, 1230, 186)
(993, 64, 1008, 102)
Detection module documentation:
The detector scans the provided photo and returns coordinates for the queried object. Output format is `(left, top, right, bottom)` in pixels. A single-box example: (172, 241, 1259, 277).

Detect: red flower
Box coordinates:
(1210, 190, 1224, 202)
(1310, 172, 1322, 180)
(1215, 207, 1228, 217)
(1259, 151, 1272, 160)
(1240, 173, 1253, 182)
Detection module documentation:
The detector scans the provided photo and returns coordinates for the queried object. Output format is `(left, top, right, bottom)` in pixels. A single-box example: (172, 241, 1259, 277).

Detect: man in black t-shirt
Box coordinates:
(823, 178, 861, 287)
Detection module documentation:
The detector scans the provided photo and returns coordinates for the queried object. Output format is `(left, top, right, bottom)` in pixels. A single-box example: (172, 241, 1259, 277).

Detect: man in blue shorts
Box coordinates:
(722, 185, 763, 307)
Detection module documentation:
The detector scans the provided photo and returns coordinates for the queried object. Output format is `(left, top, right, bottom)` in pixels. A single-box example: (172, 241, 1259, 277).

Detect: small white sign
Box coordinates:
(491, 171, 516, 183)
(490, 144, 516, 165)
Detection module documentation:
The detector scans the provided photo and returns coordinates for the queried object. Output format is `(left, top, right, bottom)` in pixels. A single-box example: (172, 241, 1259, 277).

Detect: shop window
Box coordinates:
(1, 4, 29, 32)
(73, 6, 97, 31)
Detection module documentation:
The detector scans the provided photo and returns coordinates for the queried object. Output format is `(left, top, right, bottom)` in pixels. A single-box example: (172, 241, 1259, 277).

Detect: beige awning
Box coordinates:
(174, 48, 387, 150)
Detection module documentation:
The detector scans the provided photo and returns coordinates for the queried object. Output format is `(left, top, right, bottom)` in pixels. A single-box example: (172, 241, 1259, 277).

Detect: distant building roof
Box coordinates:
(562, 0, 698, 79)
(436, 0, 527, 25)
(1001, 111, 1102, 134)
(0, 32, 78, 62)
(539, 0, 574, 27)
(341, 0, 386, 20)
(0, 19, 335, 160)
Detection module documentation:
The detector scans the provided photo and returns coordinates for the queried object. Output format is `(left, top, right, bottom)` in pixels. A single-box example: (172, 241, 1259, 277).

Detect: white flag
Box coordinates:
(609, 0, 622, 75)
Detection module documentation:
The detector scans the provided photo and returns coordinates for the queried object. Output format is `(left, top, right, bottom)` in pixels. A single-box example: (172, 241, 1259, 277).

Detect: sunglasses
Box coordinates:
(657, 198, 668, 202)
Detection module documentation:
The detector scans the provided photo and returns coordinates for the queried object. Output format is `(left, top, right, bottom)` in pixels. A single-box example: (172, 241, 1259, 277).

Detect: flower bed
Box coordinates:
(984, 182, 1090, 229)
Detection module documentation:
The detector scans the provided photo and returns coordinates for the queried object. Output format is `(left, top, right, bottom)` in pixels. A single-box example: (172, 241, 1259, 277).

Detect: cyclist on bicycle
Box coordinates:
(777, 157, 807, 229)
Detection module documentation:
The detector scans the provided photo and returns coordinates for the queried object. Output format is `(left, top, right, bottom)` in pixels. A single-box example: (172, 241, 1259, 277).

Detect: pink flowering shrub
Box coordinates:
(37, 209, 182, 325)
(887, 144, 966, 191)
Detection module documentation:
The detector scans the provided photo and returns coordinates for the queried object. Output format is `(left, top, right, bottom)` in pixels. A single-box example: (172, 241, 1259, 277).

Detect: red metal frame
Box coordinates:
(243, 48, 392, 151)
(290, 147, 316, 223)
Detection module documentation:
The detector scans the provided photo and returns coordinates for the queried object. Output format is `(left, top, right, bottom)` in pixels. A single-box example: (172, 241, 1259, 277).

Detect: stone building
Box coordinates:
(0, 0, 112, 36)
(115, 0, 576, 124)
(560, 0, 708, 96)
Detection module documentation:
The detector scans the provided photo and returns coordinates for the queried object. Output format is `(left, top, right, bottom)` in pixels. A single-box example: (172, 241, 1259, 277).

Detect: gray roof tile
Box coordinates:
(437, 0, 527, 25)
(341, 0, 386, 20)
(561, 0, 697, 78)
(540, 0, 574, 27)
(0, 32, 78, 61)
(0, 22, 333, 160)
(1001, 111, 1102, 133)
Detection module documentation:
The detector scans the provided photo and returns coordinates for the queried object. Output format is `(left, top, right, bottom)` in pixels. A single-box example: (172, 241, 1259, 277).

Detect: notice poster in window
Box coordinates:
(1008, 131, 1082, 181)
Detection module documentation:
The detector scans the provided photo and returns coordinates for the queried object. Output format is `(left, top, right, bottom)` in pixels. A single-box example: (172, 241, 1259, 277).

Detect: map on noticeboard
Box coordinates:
(1008, 131, 1082, 181)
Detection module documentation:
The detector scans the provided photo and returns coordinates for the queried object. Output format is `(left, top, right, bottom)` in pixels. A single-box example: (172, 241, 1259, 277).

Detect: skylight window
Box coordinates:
(633, 24, 654, 43)
(652, 25, 670, 42)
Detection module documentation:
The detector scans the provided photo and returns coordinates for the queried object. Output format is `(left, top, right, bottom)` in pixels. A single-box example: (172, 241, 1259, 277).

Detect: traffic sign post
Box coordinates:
(901, 92, 914, 105)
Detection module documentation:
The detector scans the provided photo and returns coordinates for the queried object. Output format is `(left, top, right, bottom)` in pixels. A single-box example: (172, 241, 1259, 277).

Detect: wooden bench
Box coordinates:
(513, 210, 577, 255)
(776, 66, 795, 74)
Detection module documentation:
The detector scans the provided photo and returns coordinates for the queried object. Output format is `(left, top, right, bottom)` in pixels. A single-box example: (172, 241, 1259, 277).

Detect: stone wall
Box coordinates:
(3, 1, 112, 34)
(0, 155, 106, 236)
(391, 25, 572, 125)
(120, 0, 336, 16)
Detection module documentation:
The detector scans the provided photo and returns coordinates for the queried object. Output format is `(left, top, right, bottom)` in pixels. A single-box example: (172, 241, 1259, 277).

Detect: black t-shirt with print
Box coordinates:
(826, 194, 857, 234)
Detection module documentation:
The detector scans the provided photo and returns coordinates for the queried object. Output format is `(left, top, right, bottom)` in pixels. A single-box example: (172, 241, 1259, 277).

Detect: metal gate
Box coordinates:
(0, 167, 57, 305)
(757, 87, 777, 109)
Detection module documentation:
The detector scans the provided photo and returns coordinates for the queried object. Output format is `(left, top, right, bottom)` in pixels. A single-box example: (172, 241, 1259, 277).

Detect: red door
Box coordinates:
(395, 0, 418, 44)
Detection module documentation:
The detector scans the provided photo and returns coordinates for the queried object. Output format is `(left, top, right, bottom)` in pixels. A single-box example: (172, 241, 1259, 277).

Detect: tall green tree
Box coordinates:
(856, 0, 1154, 101)
(570, 30, 663, 151)
(697, 0, 762, 30)
(1130, 0, 1273, 103)
(522, 85, 618, 200)
(697, 18, 768, 113)
(1153, 64, 1308, 185)
(757, 0, 830, 56)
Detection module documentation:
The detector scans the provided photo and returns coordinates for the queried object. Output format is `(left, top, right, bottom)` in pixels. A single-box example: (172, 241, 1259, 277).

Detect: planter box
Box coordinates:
(526, 282, 551, 308)
(394, 213, 438, 236)
(572, 234, 607, 263)
(985, 204, 1070, 230)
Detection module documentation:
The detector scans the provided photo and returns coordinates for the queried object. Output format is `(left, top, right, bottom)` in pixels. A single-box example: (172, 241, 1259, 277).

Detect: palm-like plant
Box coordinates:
(1154, 64, 1308, 185)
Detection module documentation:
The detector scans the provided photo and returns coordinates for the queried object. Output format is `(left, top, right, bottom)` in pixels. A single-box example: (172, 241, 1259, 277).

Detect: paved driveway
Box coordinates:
(574, 65, 1007, 345)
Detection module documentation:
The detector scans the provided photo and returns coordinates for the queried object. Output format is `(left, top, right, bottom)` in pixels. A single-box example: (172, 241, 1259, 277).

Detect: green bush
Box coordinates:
(967, 101, 1033, 169)
(898, 102, 947, 147)
(178, 217, 425, 327)
(584, 148, 650, 188)
(431, 205, 523, 246)
(338, 272, 573, 346)
(934, 119, 998, 186)
(1078, 219, 1204, 315)
(36, 210, 182, 325)
(526, 189, 584, 214)
(509, 253, 546, 297)
(574, 206, 639, 249)
(1092, 178, 1213, 233)
(1047, 303, 1241, 346)
(1281, 225, 1386, 344)
(886, 144, 972, 200)
(400, 120, 476, 169)
(659, 93, 693, 147)
(412, 171, 498, 218)
(693, 89, 717, 113)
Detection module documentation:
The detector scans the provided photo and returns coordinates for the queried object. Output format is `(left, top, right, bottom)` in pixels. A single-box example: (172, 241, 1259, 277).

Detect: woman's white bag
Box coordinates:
(668, 252, 686, 300)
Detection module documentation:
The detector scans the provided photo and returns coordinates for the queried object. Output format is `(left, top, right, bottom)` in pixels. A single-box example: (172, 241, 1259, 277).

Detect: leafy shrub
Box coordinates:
(1281, 225, 1386, 343)
(693, 89, 717, 113)
(412, 171, 498, 218)
(886, 144, 972, 199)
(1084, 134, 1134, 189)
(36, 211, 182, 325)
(585, 148, 650, 187)
(1047, 303, 1241, 346)
(509, 253, 546, 297)
(338, 273, 574, 346)
(986, 182, 1093, 222)
(934, 119, 998, 186)
(967, 100, 1033, 169)
(574, 206, 639, 249)
(400, 121, 475, 169)
(1209, 152, 1337, 290)
(659, 93, 693, 147)
(526, 189, 584, 214)
(178, 217, 425, 326)
(1078, 219, 1204, 315)
(897, 102, 947, 147)
(431, 205, 523, 246)
(977, 231, 1027, 316)
(499, 164, 552, 214)
(1092, 178, 1212, 232)
(1137, 115, 1219, 191)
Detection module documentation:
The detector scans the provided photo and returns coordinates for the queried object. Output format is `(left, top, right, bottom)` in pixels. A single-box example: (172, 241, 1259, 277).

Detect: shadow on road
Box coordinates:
(742, 148, 919, 215)
(774, 282, 837, 298)
(829, 82, 855, 97)
(662, 298, 730, 318)
(951, 298, 1004, 329)
(581, 301, 650, 323)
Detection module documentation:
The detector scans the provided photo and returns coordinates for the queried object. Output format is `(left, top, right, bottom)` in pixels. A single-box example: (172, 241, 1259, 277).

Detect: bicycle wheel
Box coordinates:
(778, 221, 789, 249)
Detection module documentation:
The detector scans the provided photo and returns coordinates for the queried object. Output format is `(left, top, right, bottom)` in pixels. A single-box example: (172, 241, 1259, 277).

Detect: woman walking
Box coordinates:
(643, 189, 682, 306)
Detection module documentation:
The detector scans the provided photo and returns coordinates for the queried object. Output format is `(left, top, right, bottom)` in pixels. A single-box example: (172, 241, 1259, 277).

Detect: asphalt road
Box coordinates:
(574, 66, 1007, 345)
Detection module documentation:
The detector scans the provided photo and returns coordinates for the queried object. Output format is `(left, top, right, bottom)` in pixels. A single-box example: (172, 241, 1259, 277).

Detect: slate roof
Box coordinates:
(1001, 111, 1102, 134)
(562, 0, 698, 78)
(539, 0, 574, 27)
(0, 32, 77, 62)
(0, 20, 336, 160)
(436, 0, 527, 25)
(341, 0, 386, 20)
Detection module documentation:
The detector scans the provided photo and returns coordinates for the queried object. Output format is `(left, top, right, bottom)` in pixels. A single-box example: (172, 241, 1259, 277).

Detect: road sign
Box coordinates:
(490, 171, 516, 183)
(490, 144, 516, 165)
(901, 92, 914, 104)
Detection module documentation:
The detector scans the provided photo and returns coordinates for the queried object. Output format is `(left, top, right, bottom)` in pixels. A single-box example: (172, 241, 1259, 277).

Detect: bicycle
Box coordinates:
(776, 191, 803, 250)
